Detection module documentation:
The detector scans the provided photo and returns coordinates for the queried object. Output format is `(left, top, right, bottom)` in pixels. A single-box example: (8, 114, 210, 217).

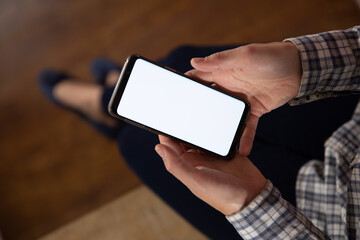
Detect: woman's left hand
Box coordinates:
(155, 135, 267, 215)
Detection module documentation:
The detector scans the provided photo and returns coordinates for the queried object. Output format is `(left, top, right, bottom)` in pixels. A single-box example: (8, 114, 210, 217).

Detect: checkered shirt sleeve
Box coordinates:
(286, 26, 360, 105)
(227, 181, 329, 239)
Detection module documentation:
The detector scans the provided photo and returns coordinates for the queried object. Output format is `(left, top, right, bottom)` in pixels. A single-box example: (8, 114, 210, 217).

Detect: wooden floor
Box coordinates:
(39, 185, 208, 240)
(0, 0, 359, 239)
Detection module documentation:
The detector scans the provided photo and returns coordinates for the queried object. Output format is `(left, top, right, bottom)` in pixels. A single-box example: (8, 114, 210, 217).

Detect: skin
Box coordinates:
(53, 70, 121, 126)
(155, 42, 302, 215)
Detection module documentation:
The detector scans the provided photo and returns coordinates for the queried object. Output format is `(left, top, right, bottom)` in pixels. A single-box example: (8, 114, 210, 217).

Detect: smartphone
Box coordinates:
(108, 55, 250, 159)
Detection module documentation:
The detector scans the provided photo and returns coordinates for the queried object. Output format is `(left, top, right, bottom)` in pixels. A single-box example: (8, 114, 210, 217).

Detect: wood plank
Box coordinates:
(39, 185, 208, 240)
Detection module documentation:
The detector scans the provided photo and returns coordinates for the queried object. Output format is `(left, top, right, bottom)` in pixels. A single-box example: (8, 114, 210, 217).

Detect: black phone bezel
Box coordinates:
(108, 54, 250, 159)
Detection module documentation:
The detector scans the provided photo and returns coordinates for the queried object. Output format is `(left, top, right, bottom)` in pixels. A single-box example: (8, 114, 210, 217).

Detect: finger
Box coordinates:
(158, 135, 184, 155)
(155, 144, 199, 187)
(180, 143, 192, 153)
(186, 69, 215, 83)
(187, 69, 244, 97)
(238, 114, 259, 156)
(190, 48, 240, 72)
(180, 150, 215, 167)
(186, 70, 236, 94)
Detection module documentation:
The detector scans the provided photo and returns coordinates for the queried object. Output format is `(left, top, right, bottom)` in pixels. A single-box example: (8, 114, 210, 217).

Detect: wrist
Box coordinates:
(282, 41, 302, 99)
(226, 179, 269, 217)
(242, 176, 268, 210)
(226, 175, 268, 216)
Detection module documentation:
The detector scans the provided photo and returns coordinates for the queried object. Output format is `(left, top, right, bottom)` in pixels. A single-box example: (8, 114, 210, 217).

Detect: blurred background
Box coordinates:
(0, 0, 359, 239)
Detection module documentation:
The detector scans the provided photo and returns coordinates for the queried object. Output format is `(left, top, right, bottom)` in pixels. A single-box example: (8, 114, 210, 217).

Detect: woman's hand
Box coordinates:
(187, 42, 302, 156)
(155, 135, 267, 216)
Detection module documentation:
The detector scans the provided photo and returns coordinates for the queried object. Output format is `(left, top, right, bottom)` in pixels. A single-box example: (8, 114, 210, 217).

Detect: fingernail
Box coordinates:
(155, 145, 165, 158)
(192, 58, 204, 64)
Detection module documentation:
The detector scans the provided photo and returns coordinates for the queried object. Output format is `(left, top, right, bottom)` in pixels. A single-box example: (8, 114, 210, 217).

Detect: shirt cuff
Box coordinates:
(283, 27, 359, 105)
(226, 181, 327, 239)
(226, 180, 276, 239)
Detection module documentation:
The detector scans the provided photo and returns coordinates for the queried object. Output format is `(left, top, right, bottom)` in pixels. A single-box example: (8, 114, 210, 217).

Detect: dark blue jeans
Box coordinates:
(101, 45, 360, 239)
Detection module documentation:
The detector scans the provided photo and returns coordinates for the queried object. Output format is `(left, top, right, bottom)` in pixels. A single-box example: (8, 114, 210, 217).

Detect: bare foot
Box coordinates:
(53, 79, 118, 127)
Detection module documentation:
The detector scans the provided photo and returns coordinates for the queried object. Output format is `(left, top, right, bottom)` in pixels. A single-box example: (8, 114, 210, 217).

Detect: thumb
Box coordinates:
(190, 47, 241, 72)
(155, 144, 198, 186)
(238, 114, 259, 156)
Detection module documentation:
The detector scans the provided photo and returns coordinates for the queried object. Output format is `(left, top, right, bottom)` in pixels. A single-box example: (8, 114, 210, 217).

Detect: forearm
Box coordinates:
(285, 26, 360, 105)
(227, 181, 330, 240)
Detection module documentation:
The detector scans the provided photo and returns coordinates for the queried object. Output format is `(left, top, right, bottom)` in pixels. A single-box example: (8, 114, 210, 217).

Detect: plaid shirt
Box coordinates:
(227, 26, 360, 239)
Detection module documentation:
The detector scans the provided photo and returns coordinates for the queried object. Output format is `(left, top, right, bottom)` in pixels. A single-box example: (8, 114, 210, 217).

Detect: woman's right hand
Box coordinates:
(187, 42, 302, 156)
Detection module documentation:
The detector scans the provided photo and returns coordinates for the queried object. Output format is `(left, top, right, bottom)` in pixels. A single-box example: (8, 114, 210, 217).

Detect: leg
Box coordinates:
(255, 94, 360, 160)
(53, 81, 117, 127)
(39, 47, 244, 238)
(38, 70, 123, 139)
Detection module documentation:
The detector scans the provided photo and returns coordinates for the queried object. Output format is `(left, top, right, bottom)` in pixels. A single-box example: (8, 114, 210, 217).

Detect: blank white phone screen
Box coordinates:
(117, 59, 245, 156)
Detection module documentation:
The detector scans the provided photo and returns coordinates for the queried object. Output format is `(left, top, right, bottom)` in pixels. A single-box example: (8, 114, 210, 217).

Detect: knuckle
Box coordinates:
(208, 51, 226, 61)
(243, 44, 257, 57)
(203, 52, 223, 63)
